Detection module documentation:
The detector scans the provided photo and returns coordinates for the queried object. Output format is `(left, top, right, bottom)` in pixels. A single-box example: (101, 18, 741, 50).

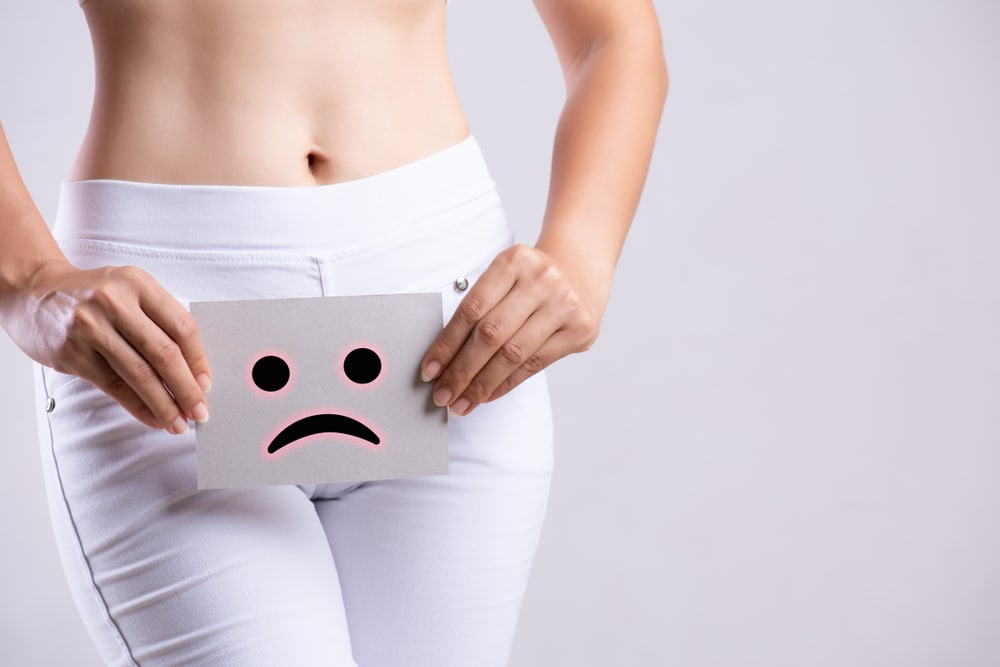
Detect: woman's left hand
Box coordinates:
(420, 243, 605, 416)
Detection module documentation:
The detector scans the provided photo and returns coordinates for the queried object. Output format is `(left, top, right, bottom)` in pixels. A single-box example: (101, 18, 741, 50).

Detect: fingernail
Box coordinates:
(451, 397, 471, 416)
(421, 361, 441, 383)
(433, 386, 453, 407)
(197, 373, 212, 393)
(191, 402, 209, 424)
(170, 415, 189, 435)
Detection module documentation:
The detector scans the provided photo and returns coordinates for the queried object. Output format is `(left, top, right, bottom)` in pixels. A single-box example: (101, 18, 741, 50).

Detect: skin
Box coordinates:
(0, 0, 667, 435)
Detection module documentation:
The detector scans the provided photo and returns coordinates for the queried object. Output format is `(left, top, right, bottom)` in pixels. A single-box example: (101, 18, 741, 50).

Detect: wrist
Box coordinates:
(536, 229, 617, 299)
(0, 207, 68, 303)
(0, 252, 70, 310)
(533, 241, 615, 318)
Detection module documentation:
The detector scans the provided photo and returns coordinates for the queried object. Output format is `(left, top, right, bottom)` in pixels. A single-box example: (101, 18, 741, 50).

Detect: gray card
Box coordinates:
(190, 293, 447, 489)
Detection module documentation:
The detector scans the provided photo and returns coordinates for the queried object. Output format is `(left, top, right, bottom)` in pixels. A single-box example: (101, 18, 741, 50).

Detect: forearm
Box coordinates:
(0, 122, 68, 312)
(535, 21, 668, 309)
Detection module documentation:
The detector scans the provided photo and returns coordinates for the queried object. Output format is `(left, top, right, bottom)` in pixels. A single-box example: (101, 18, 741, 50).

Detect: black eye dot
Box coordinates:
(343, 347, 381, 384)
(252, 355, 290, 392)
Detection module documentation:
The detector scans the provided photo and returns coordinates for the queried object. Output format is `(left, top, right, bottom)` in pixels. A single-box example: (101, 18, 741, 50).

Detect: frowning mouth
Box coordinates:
(266, 414, 381, 454)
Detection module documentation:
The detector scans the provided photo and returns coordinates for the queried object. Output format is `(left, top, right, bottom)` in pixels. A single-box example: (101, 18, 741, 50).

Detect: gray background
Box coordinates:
(2, 1, 999, 665)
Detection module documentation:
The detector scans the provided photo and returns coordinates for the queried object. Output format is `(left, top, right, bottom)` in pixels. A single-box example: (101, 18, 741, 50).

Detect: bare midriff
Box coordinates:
(72, 0, 469, 186)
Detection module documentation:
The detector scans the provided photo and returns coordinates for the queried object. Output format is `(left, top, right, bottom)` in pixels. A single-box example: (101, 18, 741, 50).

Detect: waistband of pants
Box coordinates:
(53, 134, 498, 251)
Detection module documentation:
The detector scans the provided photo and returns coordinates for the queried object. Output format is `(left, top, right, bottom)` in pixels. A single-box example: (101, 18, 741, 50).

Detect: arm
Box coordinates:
(0, 124, 67, 303)
(0, 121, 211, 434)
(534, 0, 668, 308)
(420, 0, 668, 415)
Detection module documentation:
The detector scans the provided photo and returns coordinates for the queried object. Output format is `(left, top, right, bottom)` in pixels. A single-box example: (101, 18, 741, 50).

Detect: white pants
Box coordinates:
(35, 136, 554, 666)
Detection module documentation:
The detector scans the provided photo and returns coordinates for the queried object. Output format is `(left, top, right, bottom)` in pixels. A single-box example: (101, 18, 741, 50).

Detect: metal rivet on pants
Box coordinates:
(454, 276, 469, 292)
(45, 397, 56, 413)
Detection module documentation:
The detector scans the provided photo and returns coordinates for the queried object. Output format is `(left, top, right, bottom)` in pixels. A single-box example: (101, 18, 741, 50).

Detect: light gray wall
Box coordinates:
(2, 1, 999, 665)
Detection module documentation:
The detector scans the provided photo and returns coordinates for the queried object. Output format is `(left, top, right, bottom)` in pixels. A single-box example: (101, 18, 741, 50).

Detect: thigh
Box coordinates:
(37, 363, 358, 667)
(314, 371, 554, 667)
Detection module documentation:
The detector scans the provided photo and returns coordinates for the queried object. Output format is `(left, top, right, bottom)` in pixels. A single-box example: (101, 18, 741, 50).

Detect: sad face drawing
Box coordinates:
(249, 346, 384, 455)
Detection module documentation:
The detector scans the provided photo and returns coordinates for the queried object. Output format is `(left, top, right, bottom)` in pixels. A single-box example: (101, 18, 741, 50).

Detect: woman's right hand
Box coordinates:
(9, 258, 211, 434)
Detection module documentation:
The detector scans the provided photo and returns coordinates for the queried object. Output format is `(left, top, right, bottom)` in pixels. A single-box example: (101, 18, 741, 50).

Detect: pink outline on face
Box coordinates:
(337, 341, 388, 391)
(261, 405, 384, 458)
(246, 348, 297, 399)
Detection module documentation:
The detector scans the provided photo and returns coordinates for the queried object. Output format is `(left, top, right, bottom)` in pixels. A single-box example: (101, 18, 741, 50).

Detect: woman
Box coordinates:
(0, 0, 667, 664)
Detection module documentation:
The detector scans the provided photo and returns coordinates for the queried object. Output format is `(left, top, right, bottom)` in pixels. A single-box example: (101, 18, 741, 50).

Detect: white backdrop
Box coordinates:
(2, 1, 999, 665)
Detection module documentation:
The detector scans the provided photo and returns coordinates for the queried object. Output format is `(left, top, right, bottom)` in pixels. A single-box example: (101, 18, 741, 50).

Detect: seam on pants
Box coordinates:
(316, 254, 335, 296)
(41, 366, 141, 667)
(57, 237, 324, 264)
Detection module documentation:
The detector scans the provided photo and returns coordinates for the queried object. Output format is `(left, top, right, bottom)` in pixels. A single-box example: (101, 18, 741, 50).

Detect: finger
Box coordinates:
(484, 332, 572, 404)
(124, 318, 208, 425)
(72, 351, 163, 430)
(447, 305, 562, 415)
(420, 256, 519, 383)
(141, 288, 212, 394)
(126, 300, 209, 422)
(96, 327, 193, 435)
(430, 280, 542, 408)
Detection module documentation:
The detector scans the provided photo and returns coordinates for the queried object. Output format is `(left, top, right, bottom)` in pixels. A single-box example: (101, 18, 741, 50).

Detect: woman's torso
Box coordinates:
(72, 0, 468, 186)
